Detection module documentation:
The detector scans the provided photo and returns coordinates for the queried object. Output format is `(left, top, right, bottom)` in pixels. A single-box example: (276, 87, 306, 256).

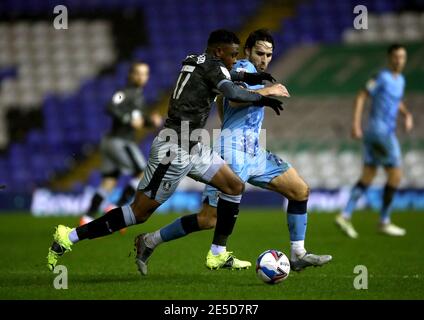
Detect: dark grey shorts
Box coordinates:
(100, 137, 146, 177)
(137, 136, 226, 204)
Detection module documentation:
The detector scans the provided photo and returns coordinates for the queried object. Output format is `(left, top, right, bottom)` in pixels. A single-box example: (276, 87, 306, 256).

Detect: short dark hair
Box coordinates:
(245, 29, 274, 50)
(387, 44, 405, 55)
(207, 29, 240, 47)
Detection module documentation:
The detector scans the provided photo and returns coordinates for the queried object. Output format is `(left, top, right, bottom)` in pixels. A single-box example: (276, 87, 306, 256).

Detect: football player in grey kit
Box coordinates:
(79, 62, 162, 226)
(47, 29, 285, 272)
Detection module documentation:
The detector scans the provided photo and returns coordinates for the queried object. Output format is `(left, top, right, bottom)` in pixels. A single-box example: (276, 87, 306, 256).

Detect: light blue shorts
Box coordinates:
(202, 147, 291, 207)
(363, 132, 401, 167)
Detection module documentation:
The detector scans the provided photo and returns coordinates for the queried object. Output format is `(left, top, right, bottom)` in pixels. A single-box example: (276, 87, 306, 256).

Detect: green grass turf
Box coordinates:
(0, 210, 423, 300)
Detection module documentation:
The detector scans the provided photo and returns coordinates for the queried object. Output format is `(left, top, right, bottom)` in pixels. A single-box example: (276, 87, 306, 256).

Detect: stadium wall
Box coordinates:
(1, 188, 421, 215)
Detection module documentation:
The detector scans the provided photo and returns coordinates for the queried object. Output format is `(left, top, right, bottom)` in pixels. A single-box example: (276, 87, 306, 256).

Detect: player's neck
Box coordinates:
(388, 66, 401, 76)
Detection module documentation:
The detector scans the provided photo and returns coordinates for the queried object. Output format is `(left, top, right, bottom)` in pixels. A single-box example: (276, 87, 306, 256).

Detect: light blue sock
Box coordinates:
(380, 205, 392, 224)
(159, 218, 186, 242)
(287, 213, 307, 241)
(343, 183, 367, 218)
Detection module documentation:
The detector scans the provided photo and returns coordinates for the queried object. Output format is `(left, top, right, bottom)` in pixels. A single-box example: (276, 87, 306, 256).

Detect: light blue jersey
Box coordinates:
(203, 59, 291, 207)
(220, 59, 264, 155)
(365, 68, 405, 135)
(363, 69, 405, 167)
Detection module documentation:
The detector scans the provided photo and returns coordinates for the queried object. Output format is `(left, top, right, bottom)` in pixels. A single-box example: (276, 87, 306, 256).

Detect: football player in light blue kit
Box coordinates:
(136, 30, 332, 274)
(336, 44, 414, 238)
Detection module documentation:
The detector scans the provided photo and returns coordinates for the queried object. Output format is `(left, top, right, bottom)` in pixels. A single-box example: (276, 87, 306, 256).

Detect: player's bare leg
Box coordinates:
(336, 165, 377, 238)
(379, 166, 405, 236)
(267, 167, 332, 271)
(135, 164, 250, 274)
(47, 190, 160, 271)
(197, 203, 218, 229)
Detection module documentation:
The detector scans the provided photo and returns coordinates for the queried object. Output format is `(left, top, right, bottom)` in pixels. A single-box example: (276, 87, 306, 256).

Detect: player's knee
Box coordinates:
(230, 180, 244, 195)
(130, 193, 157, 223)
(392, 176, 402, 186)
(289, 183, 309, 201)
(389, 171, 402, 186)
(361, 167, 377, 184)
(221, 179, 244, 196)
(130, 204, 148, 223)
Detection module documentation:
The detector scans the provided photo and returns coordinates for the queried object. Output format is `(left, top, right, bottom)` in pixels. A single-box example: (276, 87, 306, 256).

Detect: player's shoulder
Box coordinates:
(204, 54, 227, 73)
(110, 87, 128, 105)
(111, 85, 139, 105)
(380, 68, 390, 76)
(233, 59, 257, 73)
(114, 85, 137, 95)
(183, 53, 224, 68)
(370, 69, 385, 79)
(366, 69, 389, 88)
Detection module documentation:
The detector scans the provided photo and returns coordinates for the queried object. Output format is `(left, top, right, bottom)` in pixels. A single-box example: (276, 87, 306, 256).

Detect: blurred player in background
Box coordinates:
(135, 29, 332, 275)
(47, 29, 285, 272)
(80, 62, 162, 226)
(336, 44, 414, 238)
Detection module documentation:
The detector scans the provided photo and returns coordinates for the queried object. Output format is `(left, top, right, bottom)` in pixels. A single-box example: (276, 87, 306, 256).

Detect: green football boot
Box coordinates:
(205, 250, 251, 270)
(47, 225, 73, 271)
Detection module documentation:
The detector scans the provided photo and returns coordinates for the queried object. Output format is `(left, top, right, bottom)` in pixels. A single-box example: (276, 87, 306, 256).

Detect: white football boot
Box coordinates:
(379, 223, 406, 236)
(335, 214, 358, 239)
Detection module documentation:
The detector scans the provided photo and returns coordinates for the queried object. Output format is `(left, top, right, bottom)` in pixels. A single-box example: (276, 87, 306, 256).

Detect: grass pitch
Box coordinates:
(0, 210, 423, 300)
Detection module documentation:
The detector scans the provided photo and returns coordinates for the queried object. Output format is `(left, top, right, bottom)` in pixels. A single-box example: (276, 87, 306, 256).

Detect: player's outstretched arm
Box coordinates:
(228, 83, 290, 108)
(218, 80, 261, 102)
(230, 70, 276, 85)
(399, 101, 414, 132)
(257, 83, 290, 98)
(351, 89, 368, 139)
(218, 80, 284, 115)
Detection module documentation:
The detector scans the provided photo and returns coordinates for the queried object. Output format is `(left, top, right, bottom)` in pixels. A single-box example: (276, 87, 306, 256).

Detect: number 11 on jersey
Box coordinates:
(172, 65, 195, 100)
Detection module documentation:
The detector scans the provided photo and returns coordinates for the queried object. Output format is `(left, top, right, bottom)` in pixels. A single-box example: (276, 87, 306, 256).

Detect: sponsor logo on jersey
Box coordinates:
(112, 91, 125, 104)
(197, 55, 206, 64)
(163, 181, 172, 191)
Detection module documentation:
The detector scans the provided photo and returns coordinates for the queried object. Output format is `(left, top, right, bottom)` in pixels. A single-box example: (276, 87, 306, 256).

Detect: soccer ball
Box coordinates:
(256, 249, 290, 284)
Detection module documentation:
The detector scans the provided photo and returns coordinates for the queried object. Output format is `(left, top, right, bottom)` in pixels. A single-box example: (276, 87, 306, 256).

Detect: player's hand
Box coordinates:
(255, 96, 284, 115)
(150, 113, 163, 128)
(131, 117, 144, 129)
(264, 84, 290, 98)
(131, 110, 144, 129)
(351, 124, 363, 139)
(243, 72, 276, 85)
(404, 113, 413, 132)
